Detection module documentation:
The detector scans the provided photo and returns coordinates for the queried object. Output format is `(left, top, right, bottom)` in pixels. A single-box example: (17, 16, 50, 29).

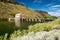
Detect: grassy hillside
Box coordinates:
(0, 2, 53, 19)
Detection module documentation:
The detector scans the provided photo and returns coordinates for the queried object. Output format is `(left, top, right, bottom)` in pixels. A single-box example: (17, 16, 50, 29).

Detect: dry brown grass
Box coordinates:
(0, 2, 51, 19)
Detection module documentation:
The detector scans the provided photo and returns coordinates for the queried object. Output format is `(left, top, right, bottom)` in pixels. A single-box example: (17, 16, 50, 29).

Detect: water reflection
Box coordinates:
(0, 20, 39, 37)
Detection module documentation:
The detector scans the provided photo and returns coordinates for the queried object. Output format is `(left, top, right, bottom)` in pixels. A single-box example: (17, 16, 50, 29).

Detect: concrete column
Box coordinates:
(39, 19, 41, 22)
(26, 19, 28, 21)
(29, 19, 31, 21)
(22, 17, 25, 21)
(32, 19, 34, 22)
(35, 19, 37, 22)
(15, 13, 22, 27)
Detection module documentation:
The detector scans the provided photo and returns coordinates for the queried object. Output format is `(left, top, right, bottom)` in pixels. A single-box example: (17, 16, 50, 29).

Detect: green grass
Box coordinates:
(28, 19, 60, 32)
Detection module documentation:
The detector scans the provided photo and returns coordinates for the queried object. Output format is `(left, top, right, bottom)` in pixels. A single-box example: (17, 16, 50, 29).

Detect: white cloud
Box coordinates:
(49, 5, 60, 16)
(51, 5, 60, 8)
(48, 5, 60, 11)
(46, 1, 57, 7)
(56, 10, 60, 13)
(33, 0, 42, 3)
(48, 10, 60, 16)
(45, 1, 60, 16)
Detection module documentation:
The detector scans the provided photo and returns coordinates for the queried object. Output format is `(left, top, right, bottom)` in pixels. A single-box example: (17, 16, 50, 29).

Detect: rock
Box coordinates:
(52, 24, 60, 29)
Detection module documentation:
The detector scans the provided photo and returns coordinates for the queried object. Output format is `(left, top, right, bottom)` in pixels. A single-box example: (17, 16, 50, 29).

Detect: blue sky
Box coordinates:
(15, 0, 60, 16)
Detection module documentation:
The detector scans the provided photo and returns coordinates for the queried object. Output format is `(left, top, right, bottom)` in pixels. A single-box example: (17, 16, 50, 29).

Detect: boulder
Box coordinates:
(52, 24, 60, 29)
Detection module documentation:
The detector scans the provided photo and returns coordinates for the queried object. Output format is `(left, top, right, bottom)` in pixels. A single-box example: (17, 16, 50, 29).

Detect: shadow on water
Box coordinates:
(0, 20, 40, 37)
(20, 20, 40, 30)
(0, 21, 16, 37)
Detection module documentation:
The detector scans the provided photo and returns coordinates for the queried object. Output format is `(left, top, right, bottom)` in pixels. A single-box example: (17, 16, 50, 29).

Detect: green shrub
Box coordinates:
(0, 33, 8, 40)
(28, 19, 60, 32)
(10, 30, 60, 40)
(10, 30, 28, 40)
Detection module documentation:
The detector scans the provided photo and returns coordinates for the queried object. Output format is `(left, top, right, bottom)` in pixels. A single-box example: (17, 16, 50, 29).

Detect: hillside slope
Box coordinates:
(0, 2, 51, 19)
